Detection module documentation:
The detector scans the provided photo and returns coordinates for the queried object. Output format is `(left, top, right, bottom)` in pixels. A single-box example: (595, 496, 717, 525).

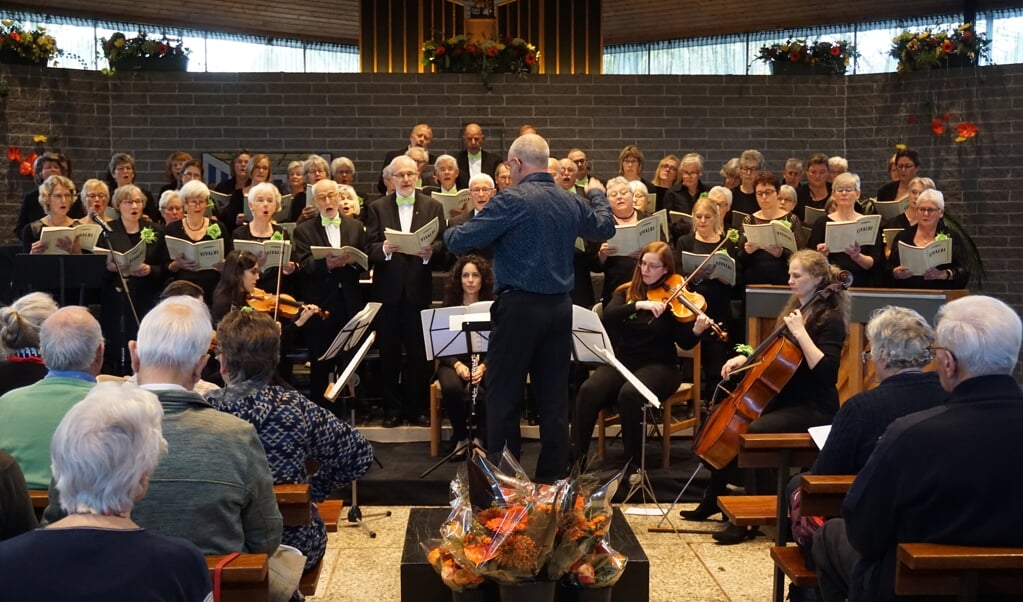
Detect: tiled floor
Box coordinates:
(306, 504, 776, 601)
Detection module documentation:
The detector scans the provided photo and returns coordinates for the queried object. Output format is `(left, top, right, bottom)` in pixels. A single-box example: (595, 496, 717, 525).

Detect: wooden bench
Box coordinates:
(798, 474, 854, 517)
(896, 543, 1023, 601)
(770, 545, 818, 588)
(318, 499, 344, 533)
(718, 495, 777, 526)
(206, 553, 270, 602)
(273, 484, 344, 596)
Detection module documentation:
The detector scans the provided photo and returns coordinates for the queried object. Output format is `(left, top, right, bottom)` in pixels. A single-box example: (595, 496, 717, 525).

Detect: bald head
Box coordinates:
(39, 306, 104, 373)
(463, 123, 484, 154)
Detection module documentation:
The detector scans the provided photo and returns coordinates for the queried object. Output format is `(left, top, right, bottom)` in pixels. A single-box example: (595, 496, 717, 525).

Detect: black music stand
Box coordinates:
(13, 254, 107, 306)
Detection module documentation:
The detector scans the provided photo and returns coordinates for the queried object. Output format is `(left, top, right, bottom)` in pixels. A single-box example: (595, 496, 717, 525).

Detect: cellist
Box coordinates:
(683, 249, 849, 545)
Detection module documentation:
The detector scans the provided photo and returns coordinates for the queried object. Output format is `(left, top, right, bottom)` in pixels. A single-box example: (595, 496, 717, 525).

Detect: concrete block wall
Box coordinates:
(2, 64, 1021, 312)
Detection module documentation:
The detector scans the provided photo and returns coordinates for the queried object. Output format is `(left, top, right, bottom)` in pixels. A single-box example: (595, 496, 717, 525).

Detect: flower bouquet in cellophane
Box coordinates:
(436, 448, 564, 587)
(548, 467, 628, 590)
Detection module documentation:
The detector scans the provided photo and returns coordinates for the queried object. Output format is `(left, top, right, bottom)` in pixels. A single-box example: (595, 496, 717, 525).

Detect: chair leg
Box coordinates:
(429, 383, 441, 457)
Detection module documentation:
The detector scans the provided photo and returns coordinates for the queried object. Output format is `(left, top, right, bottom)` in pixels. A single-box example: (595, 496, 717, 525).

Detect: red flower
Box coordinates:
(7, 146, 21, 162)
(434, 46, 445, 56)
(466, 44, 477, 55)
(830, 45, 841, 57)
(157, 43, 168, 56)
(19, 161, 33, 176)
(941, 40, 953, 54)
(525, 53, 536, 65)
(789, 50, 801, 62)
(962, 30, 972, 40)
(10, 32, 21, 43)
(487, 46, 497, 57)
(931, 118, 945, 135)
(956, 122, 979, 138)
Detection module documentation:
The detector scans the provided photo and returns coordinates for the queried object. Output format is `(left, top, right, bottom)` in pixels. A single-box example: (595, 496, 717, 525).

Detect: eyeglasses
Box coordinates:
(916, 206, 942, 214)
(834, 187, 857, 194)
(86, 192, 108, 200)
(48, 192, 74, 200)
(120, 198, 144, 206)
(739, 166, 759, 174)
(661, 165, 679, 172)
(184, 198, 207, 206)
(622, 158, 639, 165)
(928, 345, 956, 363)
(394, 171, 417, 179)
(470, 187, 494, 194)
(335, 169, 354, 176)
(316, 192, 339, 202)
(755, 189, 777, 197)
(639, 261, 664, 270)
(681, 170, 699, 177)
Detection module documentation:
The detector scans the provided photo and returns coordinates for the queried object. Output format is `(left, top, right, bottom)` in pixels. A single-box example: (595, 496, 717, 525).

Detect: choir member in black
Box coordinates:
(164, 180, 225, 303)
(219, 153, 278, 228)
(14, 152, 83, 237)
(159, 151, 193, 195)
(158, 190, 184, 225)
(663, 153, 710, 240)
(107, 153, 160, 224)
(675, 197, 739, 395)
(286, 160, 305, 201)
(365, 155, 448, 428)
(573, 241, 710, 470)
(96, 185, 169, 375)
(808, 173, 883, 287)
(783, 157, 804, 189)
(81, 179, 112, 225)
(683, 250, 848, 545)
(22, 176, 82, 254)
(876, 148, 919, 203)
(594, 177, 651, 307)
(231, 182, 298, 293)
(738, 172, 807, 286)
(883, 176, 933, 230)
(437, 254, 495, 459)
(213, 149, 250, 195)
(888, 189, 969, 289)
(292, 179, 367, 408)
(730, 150, 762, 215)
(290, 155, 330, 224)
(796, 153, 832, 220)
(649, 154, 680, 214)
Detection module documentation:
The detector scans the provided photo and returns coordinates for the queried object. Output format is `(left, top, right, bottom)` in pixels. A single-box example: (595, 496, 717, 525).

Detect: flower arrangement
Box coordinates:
(755, 38, 858, 75)
(0, 19, 61, 65)
(422, 33, 538, 89)
(890, 23, 990, 73)
(548, 469, 627, 590)
(101, 31, 190, 72)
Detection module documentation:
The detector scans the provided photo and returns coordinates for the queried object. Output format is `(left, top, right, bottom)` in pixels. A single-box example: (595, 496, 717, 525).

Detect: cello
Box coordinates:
(692, 270, 852, 469)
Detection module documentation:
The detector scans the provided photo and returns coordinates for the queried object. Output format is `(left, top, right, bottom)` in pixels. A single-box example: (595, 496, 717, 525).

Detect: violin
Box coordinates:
(691, 271, 852, 469)
(647, 274, 729, 341)
(246, 288, 329, 321)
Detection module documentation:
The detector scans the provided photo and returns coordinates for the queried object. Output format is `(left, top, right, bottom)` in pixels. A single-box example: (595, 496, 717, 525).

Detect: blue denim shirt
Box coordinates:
(444, 172, 614, 294)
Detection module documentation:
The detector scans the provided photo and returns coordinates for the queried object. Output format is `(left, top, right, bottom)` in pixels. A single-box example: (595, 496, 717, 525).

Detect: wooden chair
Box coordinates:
(596, 342, 701, 469)
(206, 554, 270, 602)
(896, 543, 1023, 601)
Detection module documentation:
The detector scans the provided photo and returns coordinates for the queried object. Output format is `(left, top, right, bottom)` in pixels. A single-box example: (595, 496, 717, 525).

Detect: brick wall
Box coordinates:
(2, 64, 1021, 313)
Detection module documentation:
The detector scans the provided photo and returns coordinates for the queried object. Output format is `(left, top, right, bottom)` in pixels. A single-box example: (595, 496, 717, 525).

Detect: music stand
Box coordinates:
(322, 307, 392, 538)
(13, 254, 107, 306)
(419, 303, 493, 478)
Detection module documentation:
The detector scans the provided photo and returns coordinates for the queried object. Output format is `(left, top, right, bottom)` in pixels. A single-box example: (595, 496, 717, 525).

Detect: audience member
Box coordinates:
(0, 292, 58, 395)
(0, 306, 102, 488)
(0, 450, 37, 541)
(0, 382, 212, 600)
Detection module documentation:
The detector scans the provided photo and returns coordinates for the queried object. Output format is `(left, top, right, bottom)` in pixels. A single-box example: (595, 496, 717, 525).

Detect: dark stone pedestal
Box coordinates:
(400, 507, 648, 602)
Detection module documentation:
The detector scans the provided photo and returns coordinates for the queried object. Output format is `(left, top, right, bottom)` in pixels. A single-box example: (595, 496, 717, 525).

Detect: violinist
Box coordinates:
(675, 196, 738, 395)
(685, 249, 849, 545)
(292, 179, 367, 409)
(231, 182, 298, 293)
(572, 241, 711, 471)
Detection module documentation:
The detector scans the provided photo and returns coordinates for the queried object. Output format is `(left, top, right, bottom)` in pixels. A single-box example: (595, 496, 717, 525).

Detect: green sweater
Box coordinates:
(0, 377, 95, 489)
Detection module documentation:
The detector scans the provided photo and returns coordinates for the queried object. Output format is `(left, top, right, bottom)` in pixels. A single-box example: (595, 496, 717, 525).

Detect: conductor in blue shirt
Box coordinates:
(444, 134, 615, 482)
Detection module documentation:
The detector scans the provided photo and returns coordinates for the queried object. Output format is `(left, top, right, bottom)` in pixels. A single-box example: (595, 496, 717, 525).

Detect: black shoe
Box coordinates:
(680, 501, 722, 521)
(712, 523, 759, 545)
(409, 414, 431, 428)
(382, 415, 402, 428)
(448, 441, 468, 462)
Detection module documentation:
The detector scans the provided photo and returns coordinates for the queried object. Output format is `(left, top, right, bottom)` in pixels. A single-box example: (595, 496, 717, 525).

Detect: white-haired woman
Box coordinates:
(158, 190, 184, 225)
(807, 173, 883, 287)
(80, 179, 112, 225)
(165, 179, 225, 301)
(231, 182, 298, 291)
(888, 189, 969, 289)
(593, 176, 651, 307)
(884, 176, 935, 231)
(0, 382, 212, 599)
(0, 292, 58, 395)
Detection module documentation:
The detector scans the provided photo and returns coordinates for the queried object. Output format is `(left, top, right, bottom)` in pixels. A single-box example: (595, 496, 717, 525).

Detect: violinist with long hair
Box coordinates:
(685, 249, 849, 545)
(572, 241, 711, 471)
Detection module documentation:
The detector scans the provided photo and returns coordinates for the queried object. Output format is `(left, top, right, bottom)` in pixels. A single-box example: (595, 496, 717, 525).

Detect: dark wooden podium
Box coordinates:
(744, 286, 968, 401)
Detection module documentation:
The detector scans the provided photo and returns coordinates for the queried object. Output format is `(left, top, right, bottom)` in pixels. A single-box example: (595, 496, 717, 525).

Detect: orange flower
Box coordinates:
(7, 146, 21, 162)
(19, 161, 33, 176)
(956, 122, 979, 138)
(941, 40, 954, 54)
(931, 118, 945, 135)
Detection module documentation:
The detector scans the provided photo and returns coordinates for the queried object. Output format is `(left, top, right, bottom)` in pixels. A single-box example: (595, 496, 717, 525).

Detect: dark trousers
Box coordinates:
(485, 290, 572, 483)
(376, 302, 430, 420)
(812, 518, 858, 602)
(437, 364, 486, 443)
(573, 363, 680, 467)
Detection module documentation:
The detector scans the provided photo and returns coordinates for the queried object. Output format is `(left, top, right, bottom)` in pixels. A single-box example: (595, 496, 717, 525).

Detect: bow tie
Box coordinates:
(321, 216, 341, 227)
(467, 152, 482, 160)
(396, 196, 415, 206)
